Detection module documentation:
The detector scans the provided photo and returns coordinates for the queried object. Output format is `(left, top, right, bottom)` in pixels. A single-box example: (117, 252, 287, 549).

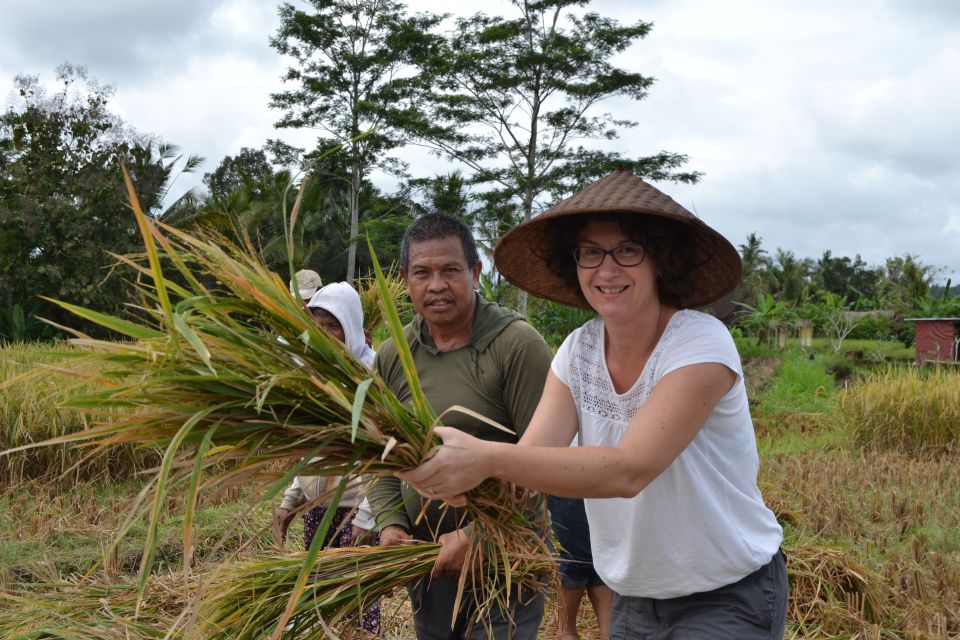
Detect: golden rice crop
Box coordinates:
(356, 269, 411, 337)
(0, 341, 146, 482)
(0, 575, 188, 639)
(837, 365, 960, 455)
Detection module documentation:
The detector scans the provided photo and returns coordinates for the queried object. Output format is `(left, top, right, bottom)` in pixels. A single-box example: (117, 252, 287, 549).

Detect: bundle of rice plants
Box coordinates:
(786, 542, 891, 635)
(199, 543, 433, 638)
(2, 170, 550, 635)
(199, 543, 551, 639)
(0, 574, 189, 639)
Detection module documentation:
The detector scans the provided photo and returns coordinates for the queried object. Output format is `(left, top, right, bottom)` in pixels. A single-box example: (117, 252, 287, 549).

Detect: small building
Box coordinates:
(768, 320, 790, 350)
(906, 317, 960, 365)
(795, 320, 813, 348)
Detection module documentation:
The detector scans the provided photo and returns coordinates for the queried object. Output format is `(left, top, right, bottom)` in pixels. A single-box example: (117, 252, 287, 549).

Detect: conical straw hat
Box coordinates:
(493, 169, 741, 310)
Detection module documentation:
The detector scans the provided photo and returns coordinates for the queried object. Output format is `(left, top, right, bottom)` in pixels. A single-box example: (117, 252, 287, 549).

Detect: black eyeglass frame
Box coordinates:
(572, 244, 647, 269)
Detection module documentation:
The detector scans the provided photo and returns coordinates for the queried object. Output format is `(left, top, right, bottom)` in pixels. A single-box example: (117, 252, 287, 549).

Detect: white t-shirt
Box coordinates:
(551, 309, 783, 599)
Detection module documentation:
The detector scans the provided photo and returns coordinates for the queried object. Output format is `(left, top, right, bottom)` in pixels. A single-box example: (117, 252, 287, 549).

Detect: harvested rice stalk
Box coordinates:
(199, 544, 552, 639)
(1, 170, 551, 635)
(786, 542, 891, 634)
(199, 544, 439, 639)
(0, 575, 189, 639)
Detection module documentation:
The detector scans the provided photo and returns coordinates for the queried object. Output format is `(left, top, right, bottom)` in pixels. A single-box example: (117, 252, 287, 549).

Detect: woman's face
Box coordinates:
(310, 308, 346, 344)
(575, 219, 659, 319)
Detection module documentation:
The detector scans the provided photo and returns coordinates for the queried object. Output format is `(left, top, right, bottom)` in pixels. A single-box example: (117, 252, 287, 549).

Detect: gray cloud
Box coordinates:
(1, 0, 957, 282)
(0, 0, 278, 85)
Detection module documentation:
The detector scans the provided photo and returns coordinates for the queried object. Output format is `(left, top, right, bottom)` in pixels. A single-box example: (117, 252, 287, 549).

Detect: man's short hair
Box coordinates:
(400, 213, 480, 271)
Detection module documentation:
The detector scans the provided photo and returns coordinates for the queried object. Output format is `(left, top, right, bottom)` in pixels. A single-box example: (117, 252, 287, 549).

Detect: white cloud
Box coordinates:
(945, 206, 960, 236)
(2, 0, 958, 282)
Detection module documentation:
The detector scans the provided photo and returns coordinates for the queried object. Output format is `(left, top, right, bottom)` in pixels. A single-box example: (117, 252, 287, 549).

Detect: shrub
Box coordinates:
(528, 301, 595, 349)
(847, 313, 898, 342)
(837, 366, 960, 455)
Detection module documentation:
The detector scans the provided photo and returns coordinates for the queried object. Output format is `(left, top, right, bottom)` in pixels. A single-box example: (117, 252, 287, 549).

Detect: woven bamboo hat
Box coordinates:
(493, 169, 742, 310)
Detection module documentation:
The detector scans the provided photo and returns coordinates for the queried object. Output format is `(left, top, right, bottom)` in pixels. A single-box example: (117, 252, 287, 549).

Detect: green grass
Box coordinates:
(755, 349, 836, 416)
(0, 478, 274, 584)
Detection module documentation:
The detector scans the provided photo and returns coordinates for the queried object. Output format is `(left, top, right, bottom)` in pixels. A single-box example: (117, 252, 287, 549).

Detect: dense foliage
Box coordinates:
(0, 64, 199, 341)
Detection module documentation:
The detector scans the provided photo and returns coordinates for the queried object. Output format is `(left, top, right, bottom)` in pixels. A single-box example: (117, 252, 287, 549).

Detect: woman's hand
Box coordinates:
(271, 507, 296, 546)
(397, 426, 495, 506)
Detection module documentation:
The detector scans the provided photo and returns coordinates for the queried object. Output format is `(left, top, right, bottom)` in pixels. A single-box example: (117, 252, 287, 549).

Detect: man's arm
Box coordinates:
(368, 344, 413, 542)
(366, 475, 412, 533)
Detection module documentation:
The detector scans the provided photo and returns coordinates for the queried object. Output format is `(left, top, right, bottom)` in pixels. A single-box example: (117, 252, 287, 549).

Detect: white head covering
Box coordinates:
(307, 282, 376, 368)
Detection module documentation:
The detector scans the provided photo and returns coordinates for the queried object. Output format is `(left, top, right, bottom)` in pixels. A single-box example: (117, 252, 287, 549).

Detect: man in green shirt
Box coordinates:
(368, 213, 552, 640)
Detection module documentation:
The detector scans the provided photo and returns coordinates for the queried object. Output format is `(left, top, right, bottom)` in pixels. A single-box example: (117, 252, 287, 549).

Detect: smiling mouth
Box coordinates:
(597, 286, 627, 294)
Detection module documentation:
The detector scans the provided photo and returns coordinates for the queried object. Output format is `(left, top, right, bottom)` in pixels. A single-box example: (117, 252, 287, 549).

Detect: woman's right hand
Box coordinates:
(271, 507, 295, 545)
(397, 426, 494, 506)
(379, 524, 412, 547)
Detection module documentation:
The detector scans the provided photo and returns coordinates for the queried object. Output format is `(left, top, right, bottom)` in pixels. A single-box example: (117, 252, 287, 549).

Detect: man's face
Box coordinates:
(401, 235, 482, 331)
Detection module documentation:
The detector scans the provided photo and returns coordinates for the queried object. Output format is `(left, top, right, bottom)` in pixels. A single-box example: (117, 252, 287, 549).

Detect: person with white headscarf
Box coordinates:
(274, 281, 381, 634)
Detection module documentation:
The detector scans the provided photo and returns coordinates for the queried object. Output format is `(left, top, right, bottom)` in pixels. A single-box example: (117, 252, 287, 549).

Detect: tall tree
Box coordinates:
(736, 232, 771, 304)
(767, 248, 813, 304)
(811, 250, 882, 305)
(0, 64, 196, 340)
(202, 146, 275, 202)
(270, 0, 440, 281)
(883, 254, 933, 310)
(396, 0, 700, 313)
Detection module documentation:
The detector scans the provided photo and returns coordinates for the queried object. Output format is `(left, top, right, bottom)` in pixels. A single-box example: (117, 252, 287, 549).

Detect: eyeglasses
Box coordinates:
(572, 244, 646, 268)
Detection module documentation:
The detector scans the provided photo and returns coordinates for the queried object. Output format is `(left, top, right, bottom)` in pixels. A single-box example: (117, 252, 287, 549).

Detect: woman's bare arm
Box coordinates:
(398, 363, 736, 504)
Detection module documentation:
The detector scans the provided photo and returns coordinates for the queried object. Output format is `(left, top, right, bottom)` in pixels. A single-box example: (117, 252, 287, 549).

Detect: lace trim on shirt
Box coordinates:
(568, 313, 686, 424)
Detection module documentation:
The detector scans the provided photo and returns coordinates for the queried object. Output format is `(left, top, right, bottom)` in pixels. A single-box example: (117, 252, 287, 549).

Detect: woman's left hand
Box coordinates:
(397, 426, 493, 507)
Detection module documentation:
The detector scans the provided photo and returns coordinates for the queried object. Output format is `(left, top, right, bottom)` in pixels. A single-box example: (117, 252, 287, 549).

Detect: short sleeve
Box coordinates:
(550, 329, 578, 388)
(656, 313, 743, 382)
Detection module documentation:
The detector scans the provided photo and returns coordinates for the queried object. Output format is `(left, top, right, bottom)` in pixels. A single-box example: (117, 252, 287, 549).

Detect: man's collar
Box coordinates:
(412, 294, 518, 355)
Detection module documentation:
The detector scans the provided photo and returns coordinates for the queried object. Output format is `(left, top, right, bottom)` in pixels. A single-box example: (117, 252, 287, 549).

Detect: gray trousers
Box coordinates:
(610, 551, 788, 640)
(407, 575, 544, 640)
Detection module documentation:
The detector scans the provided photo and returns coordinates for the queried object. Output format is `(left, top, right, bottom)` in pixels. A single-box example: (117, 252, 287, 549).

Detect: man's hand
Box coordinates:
(271, 508, 296, 546)
(433, 528, 470, 580)
(379, 524, 411, 548)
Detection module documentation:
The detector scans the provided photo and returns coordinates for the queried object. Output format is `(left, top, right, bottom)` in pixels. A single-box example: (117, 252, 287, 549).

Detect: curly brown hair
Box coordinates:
(537, 213, 699, 308)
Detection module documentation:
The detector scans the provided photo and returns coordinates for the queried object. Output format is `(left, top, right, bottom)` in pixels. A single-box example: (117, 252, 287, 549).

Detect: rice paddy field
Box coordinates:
(2, 338, 959, 639)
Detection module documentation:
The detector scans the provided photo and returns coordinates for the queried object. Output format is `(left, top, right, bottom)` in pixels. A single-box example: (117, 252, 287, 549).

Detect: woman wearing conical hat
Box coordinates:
(399, 169, 787, 639)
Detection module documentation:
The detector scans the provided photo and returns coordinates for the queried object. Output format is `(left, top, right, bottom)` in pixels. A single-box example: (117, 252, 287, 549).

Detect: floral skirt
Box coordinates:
(303, 505, 382, 635)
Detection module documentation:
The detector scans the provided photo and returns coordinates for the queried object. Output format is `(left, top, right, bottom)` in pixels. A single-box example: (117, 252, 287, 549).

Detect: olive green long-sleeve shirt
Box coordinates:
(367, 294, 552, 540)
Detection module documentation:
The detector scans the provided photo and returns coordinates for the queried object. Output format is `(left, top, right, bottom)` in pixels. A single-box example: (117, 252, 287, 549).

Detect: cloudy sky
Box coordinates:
(2, 0, 958, 284)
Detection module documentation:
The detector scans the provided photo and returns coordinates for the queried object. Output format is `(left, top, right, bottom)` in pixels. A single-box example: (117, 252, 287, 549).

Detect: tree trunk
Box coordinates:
(347, 160, 360, 283)
(516, 187, 536, 318)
